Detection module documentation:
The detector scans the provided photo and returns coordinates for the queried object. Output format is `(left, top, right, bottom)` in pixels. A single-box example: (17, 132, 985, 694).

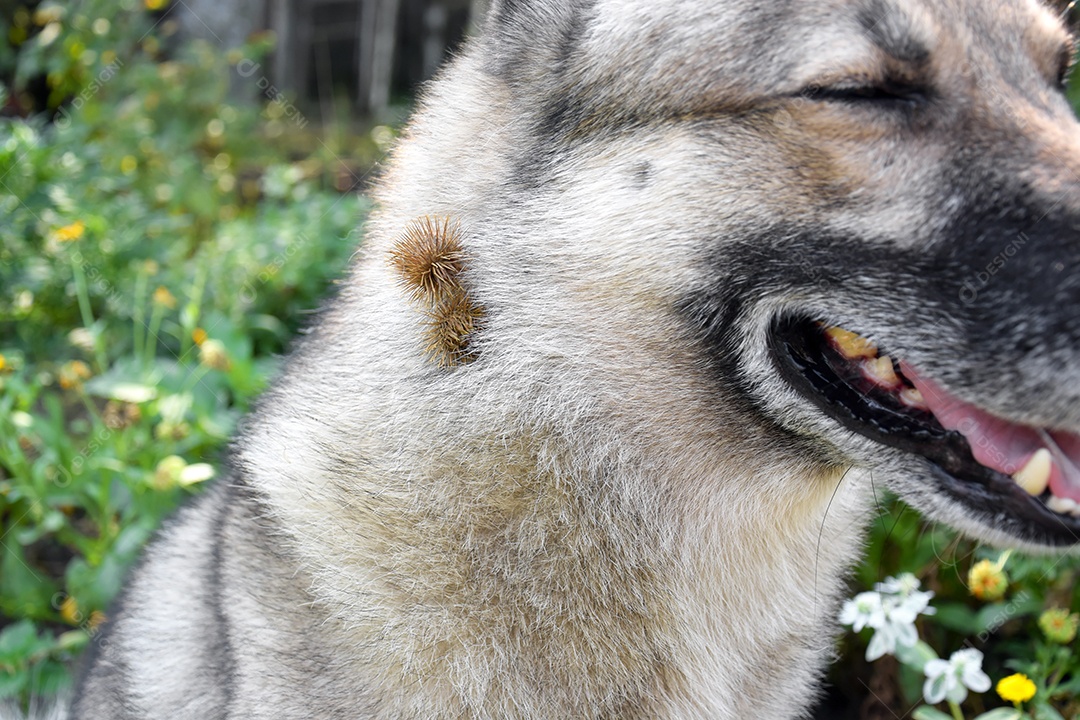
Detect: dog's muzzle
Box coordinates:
(771, 317, 1080, 545)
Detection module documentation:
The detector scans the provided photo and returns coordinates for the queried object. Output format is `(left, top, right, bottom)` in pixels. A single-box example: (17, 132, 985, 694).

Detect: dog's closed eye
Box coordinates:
(800, 81, 928, 108)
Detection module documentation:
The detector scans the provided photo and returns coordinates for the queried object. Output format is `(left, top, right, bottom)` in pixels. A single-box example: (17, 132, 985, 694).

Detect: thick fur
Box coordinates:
(70, 0, 1080, 718)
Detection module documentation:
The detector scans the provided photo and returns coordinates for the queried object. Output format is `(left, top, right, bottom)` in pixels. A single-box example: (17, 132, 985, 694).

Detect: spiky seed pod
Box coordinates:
(390, 215, 485, 368)
(423, 286, 485, 368)
(389, 216, 466, 305)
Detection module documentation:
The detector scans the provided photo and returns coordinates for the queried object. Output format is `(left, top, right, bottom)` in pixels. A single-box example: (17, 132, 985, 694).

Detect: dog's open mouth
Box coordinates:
(771, 318, 1080, 544)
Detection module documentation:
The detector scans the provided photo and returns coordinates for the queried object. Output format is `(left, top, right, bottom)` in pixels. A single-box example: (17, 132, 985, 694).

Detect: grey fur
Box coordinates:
(71, 0, 1080, 717)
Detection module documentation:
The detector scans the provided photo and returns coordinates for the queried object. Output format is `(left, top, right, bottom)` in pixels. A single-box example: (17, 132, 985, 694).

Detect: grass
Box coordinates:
(0, 0, 380, 701)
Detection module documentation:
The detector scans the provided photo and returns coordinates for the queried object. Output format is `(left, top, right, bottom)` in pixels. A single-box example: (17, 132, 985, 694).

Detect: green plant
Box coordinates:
(0, 0, 375, 705)
(835, 503, 1080, 718)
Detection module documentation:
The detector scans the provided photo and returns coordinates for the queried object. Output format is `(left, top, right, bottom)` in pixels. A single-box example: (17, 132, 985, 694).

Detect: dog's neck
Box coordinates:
(235, 47, 875, 716)
(244, 356, 871, 716)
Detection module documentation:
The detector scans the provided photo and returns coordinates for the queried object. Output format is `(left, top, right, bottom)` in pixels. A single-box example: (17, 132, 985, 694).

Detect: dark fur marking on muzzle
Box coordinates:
(680, 183, 1080, 546)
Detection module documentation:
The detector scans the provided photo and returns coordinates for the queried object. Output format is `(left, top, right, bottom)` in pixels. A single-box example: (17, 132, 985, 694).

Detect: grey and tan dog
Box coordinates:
(72, 0, 1080, 717)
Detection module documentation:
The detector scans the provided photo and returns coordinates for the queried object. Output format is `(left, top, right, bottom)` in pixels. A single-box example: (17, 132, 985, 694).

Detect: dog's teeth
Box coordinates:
(826, 327, 878, 359)
(1012, 449, 1053, 497)
(863, 356, 900, 388)
(1046, 495, 1078, 515)
(899, 387, 928, 410)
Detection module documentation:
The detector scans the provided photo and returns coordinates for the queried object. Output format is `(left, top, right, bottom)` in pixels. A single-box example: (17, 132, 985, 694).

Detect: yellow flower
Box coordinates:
(968, 558, 1008, 601)
(1039, 608, 1079, 644)
(60, 595, 81, 625)
(145, 0, 167, 10)
(153, 455, 187, 490)
(192, 327, 207, 346)
(0, 354, 6, 372)
(996, 673, 1036, 704)
(87, 610, 107, 632)
(152, 285, 177, 309)
(55, 221, 85, 242)
(154, 421, 190, 441)
(58, 360, 93, 389)
(103, 401, 141, 430)
(199, 339, 230, 371)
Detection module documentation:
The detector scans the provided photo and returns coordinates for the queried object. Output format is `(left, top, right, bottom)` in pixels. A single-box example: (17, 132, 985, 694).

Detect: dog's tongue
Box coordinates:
(900, 363, 1080, 503)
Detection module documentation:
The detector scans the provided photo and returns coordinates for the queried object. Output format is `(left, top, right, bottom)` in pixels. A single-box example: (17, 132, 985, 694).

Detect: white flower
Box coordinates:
(879, 572, 936, 617)
(840, 574, 936, 662)
(899, 587, 935, 617)
(865, 618, 920, 661)
(923, 648, 992, 705)
(876, 573, 921, 596)
(839, 592, 884, 633)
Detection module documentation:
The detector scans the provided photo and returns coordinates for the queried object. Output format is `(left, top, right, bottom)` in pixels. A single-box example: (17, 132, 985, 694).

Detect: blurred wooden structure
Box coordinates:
(270, 0, 486, 115)
(176, 0, 487, 116)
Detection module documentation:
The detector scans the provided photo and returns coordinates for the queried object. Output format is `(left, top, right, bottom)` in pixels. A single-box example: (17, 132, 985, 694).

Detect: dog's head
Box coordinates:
(681, 0, 1080, 551)
(406, 0, 1080, 550)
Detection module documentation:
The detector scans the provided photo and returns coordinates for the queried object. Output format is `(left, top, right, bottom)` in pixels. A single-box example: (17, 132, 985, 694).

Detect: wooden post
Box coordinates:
(358, 0, 401, 115)
(270, 0, 295, 93)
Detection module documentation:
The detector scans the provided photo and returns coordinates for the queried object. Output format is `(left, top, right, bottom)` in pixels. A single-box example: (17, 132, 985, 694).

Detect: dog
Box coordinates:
(71, 0, 1080, 717)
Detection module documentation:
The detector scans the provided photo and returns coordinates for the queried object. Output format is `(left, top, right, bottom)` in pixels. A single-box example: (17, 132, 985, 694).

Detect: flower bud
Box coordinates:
(1038, 608, 1079, 644)
(967, 559, 1008, 601)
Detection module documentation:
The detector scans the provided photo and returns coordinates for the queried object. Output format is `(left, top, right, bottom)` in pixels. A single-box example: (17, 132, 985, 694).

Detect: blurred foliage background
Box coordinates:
(0, 0, 377, 702)
(0, 0, 1079, 717)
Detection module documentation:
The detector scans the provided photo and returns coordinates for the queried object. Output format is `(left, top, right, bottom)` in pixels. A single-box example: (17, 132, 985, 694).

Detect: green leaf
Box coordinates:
(158, 392, 193, 424)
(110, 522, 154, 561)
(1032, 704, 1065, 720)
(0, 544, 58, 621)
(974, 597, 1040, 634)
(1050, 673, 1080, 695)
(64, 554, 124, 614)
(0, 621, 39, 659)
(972, 709, 1023, 720)
(29, 659, 71, 697)
(932, 602, 978, 635)
(913, 707, 955, 720)
(55, 630, 89, 653)
(898, 660, 928, 706)
(896, 639, 938, 672)
(0, 667, 27, 699)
